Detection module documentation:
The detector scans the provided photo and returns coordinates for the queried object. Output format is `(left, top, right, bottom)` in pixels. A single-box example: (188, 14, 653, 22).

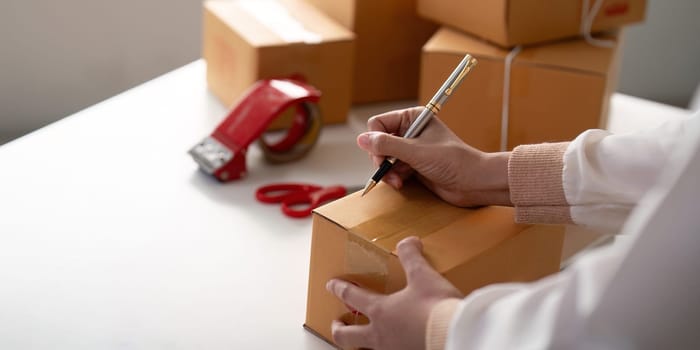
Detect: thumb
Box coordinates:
(357, 131, 416, 164)
(396, 237, 441, 286)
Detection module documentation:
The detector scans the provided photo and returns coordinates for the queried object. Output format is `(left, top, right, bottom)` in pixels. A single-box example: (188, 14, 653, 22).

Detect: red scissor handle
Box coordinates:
(280, 185, 348, 218)
(255, 183, 322, 203)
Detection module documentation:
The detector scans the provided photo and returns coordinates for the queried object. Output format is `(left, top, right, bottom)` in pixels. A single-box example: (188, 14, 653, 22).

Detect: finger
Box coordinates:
(326, 279, 379, 315)
(383, 172, 403, 189)
(367, 107, 424, 134)
(331, 320, 375, 349)
(382, 162, 415, 189)
(360, 135, 399, 169)
(356, 132, 372, 152)
(371, 154, 383, 168)
(359, 134, 393, 168)
(361, 131, 420, 165)
(390, 162, 415, 179)
(396, 237, 441, 285)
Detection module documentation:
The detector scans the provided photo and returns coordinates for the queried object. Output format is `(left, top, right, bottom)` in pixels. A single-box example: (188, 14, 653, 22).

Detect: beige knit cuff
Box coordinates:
(508, 142, 572, 224)
(426, 298, 462, 350)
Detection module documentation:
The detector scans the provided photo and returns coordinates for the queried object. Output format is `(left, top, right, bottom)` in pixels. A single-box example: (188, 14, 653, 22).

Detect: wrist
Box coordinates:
(451, 150, 512, 207)
(480, 152, 510, 191)
(469, 151, 511, 206)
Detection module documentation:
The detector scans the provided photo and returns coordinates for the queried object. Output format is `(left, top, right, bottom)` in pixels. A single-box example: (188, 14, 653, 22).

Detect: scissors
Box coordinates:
(255, 183, 363, 218)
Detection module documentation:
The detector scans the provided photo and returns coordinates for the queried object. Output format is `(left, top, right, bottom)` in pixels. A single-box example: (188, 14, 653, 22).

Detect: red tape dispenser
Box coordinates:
(189, 78, 322, 181)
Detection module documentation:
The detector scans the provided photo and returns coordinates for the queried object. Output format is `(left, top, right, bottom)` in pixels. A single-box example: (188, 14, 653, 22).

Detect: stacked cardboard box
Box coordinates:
(305, 181, 564, 345)
(417, 0, 645, 151)
(417, 0, 646, 47)
(203, 0, 354, 127)
(420, 28, 621, 151)
(302, 0, 437, 103)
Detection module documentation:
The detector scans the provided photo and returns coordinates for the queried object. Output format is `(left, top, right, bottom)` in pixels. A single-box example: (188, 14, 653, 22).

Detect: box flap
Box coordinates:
(206, 0, 354, 47)
(424, 27, 509, 62)
(424, 27, 617, 75)
(315, 181, 532, 272)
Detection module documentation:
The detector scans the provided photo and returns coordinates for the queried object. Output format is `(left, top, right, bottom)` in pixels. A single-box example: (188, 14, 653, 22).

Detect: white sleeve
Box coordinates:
(446, 237, 624, 349)
(444, 237, 630, 349)
(563, 117, 692, 230)
(445, 112, 700, 350)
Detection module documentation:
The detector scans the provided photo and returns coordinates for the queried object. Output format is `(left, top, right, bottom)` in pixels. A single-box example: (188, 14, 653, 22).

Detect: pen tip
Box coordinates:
(361, 180, 377, 197)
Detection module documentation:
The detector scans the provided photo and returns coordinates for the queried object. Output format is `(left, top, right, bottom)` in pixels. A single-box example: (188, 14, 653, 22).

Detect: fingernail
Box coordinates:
(326, 280, 334, 292)
(410, 236, 423, 249)
(357, 133, 370, 148)
(399, 236, 420, 248)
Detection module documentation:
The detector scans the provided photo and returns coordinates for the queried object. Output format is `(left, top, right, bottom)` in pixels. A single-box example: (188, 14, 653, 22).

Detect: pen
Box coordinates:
(361, 54, 478, 196)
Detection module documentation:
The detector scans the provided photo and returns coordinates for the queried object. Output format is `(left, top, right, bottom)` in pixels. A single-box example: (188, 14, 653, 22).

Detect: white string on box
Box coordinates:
(581, 0, 616, 48)
(500, 46, 522, 151)
(499, 0, 615, 151)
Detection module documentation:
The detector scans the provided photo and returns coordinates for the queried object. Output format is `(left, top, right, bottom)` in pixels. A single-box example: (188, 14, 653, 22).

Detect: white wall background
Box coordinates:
(1, 0, 699, 145)
(617, 0, 700, 107)
(0, 0, 202, 143)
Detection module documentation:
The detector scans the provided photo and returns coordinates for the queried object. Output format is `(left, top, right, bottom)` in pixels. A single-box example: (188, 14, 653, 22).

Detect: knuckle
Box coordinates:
(402, 107, 420, 121)
(367, 116, 383, 131)
(402, 254, 431, 280)
(409, 261, 428, 277)
(372, 133, 388, 151)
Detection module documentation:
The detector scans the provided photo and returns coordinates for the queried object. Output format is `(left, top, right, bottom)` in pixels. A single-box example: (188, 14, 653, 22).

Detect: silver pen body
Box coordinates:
(406, 54, 477, 138)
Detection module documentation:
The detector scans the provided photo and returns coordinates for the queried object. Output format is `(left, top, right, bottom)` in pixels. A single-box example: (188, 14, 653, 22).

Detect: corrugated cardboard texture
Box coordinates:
(305, 181, 564, 345)
(203, 0, 355, 128)
(417, 0, 645, 47)
(303, 0, 437, 103)
(419, 27, 621, 152)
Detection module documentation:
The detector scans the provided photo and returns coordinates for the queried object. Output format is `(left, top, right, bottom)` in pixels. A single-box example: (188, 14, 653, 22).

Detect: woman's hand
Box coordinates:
(358, 107, 511, 207)
(326, 237, 463, 350)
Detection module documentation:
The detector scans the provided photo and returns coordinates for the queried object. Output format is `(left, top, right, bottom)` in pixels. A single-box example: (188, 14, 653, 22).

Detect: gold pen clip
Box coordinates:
(444, 55, 478, 96)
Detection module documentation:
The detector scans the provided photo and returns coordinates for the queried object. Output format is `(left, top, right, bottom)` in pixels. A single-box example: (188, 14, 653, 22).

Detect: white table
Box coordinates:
(0, 60, 692, 349)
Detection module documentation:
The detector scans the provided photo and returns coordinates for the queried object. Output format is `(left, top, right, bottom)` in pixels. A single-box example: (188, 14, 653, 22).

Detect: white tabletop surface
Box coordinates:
(0, 60, 692, 349)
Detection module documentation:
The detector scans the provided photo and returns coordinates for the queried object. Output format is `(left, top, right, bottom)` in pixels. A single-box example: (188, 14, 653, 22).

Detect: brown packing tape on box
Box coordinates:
(203, 0, 355, 129)
(305, 181, 564, 346)
(302, 0, 437, 103)
(417, 0, 645, 48)
(419, 27, 622, 152)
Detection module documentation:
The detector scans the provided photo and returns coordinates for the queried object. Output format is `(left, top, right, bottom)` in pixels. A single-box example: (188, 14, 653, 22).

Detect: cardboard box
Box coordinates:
(203, 0, 354, 128)
(417, 0, 645, 47)
(303, 0, 437, 103)
(419, 28, 621, 152)
(561, 225, 611, 267)
(305, 181, 564, 345)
